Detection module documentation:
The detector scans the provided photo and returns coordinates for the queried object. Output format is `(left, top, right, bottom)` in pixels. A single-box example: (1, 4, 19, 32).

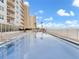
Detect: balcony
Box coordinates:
(19, 23, 24, 29)
(20, 14, 24, 20)
(20, 2, 24, 10)
(21, 17, 24, 21)
(7, 7, 15, 13)
(20, 21, 24, 25)
(7, 0, 15, 7)
(21, 10, 24, 14)
(7, 14, 15, 19)
(7, 19, 14, 24)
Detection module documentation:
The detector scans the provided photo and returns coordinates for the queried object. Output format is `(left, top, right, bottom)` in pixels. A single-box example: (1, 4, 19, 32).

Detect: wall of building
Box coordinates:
(0, 0, 36, 31)
(24, 5, 30, 29)
(0, 0, 7, 23)
(7, 0, 15, 24)
(14, 0, 24, 29)
(20, 0, 25, 29)
(0, 0, 24, 32)
(29, 16, 36, 29)
(14, 0, 20, 26)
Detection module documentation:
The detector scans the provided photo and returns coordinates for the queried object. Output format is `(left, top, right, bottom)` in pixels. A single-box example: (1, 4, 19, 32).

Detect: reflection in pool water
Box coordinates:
(0, 33, 30, 59)
(0, 32, 79, 59)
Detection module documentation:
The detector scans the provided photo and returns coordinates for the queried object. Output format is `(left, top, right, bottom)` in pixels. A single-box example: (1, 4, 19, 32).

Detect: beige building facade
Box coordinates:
(7, 0, 15, 24)
(23, 4, 30, 29)
(29, 16, 36, 29)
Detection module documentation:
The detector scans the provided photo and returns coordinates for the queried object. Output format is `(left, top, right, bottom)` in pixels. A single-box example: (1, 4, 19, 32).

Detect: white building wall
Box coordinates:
(14, 0, 19, 26)
(14, 0, 23, 26)
(0, 0, 7, 23)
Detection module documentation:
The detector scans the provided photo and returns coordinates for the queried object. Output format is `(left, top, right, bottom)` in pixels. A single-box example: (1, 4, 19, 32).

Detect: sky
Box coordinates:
(24, 0, 79, 28)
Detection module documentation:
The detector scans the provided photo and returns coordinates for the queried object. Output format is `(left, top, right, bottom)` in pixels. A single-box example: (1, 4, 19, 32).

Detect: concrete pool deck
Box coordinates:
(0, 31, 23, 43)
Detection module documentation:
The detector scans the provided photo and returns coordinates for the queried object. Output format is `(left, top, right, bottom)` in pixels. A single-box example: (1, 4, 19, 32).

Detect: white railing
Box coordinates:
(0, 23, 20, 42)
(47, 28, 79, 43)
(0, 23, 19, 32)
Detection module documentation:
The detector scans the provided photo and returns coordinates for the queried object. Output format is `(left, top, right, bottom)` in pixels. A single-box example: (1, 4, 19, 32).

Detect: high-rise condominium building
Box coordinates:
(0, 0, 36, 31)
(0, 0, 25, 28)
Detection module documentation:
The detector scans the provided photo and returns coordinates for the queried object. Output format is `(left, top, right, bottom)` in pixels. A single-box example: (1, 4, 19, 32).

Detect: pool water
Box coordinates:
(0, 32, 79, 59)
(0, 32, 30, 59)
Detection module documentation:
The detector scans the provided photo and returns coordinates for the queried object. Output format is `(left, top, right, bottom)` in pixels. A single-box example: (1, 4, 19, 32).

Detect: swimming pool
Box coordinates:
(0, 32, 30, 59)
(0, 32, 79, 59)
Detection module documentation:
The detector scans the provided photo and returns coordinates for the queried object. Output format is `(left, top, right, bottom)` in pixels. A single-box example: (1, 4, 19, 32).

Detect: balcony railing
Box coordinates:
(7, 0, 15, 7)
(7, 7, 15, 13)
(20, 2, 24, 10)
(0, 23, 19, 32)
(7, 14, 15, 19)
(21, 18, 24, 22)
(20, 21, 24, 25)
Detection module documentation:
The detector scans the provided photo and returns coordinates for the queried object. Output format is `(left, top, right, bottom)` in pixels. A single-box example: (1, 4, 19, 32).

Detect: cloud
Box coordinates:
(36, 16, 43, 24)
(35, 10, 44, 15)
(37, 22, 54, 28)
(36, 16, 53, 26)
(36, 16, 54, 28)
(57, 9, 75, 16)
(37, 19, 79, 28)
(38, 10, 44, 14)
(24, 1, 30, 6)
(36, 16, 43, 20)
(44, 17, 53, 21)
(65, 20, 79, 27)
(65, 20, 78, 24)
(37, 23, 42, 28)
(70, 11, 75, 16)
(37, 22, 66, 28)
(73, 0, 79, 7)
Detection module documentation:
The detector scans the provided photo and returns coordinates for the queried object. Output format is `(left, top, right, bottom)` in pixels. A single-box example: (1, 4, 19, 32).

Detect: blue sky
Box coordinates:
(24, 0, 79, 28)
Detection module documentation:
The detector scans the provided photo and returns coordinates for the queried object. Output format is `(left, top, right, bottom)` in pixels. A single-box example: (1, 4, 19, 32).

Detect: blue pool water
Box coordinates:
(0, 32, 30, 59)
(0, 32, 79, 59)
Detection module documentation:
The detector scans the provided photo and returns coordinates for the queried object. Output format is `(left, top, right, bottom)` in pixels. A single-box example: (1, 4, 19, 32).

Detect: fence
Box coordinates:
(0, 23, 19, 32)
(0, 23, 21, 42)
(47, 28, 79, 43)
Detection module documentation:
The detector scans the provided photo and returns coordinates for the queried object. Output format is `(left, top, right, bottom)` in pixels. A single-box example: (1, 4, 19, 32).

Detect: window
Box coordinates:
(2, 7, 4, 11)
(0, 15, 1, 19)
(16, 6, 19, 10)
(0, 6, 1, 10)
(2, 16, 4, 20)
(0, 0, 4, 3)
(0, 6, 4, 11)
(16, 1, 18, 4)
(0, 15, 4, 20)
